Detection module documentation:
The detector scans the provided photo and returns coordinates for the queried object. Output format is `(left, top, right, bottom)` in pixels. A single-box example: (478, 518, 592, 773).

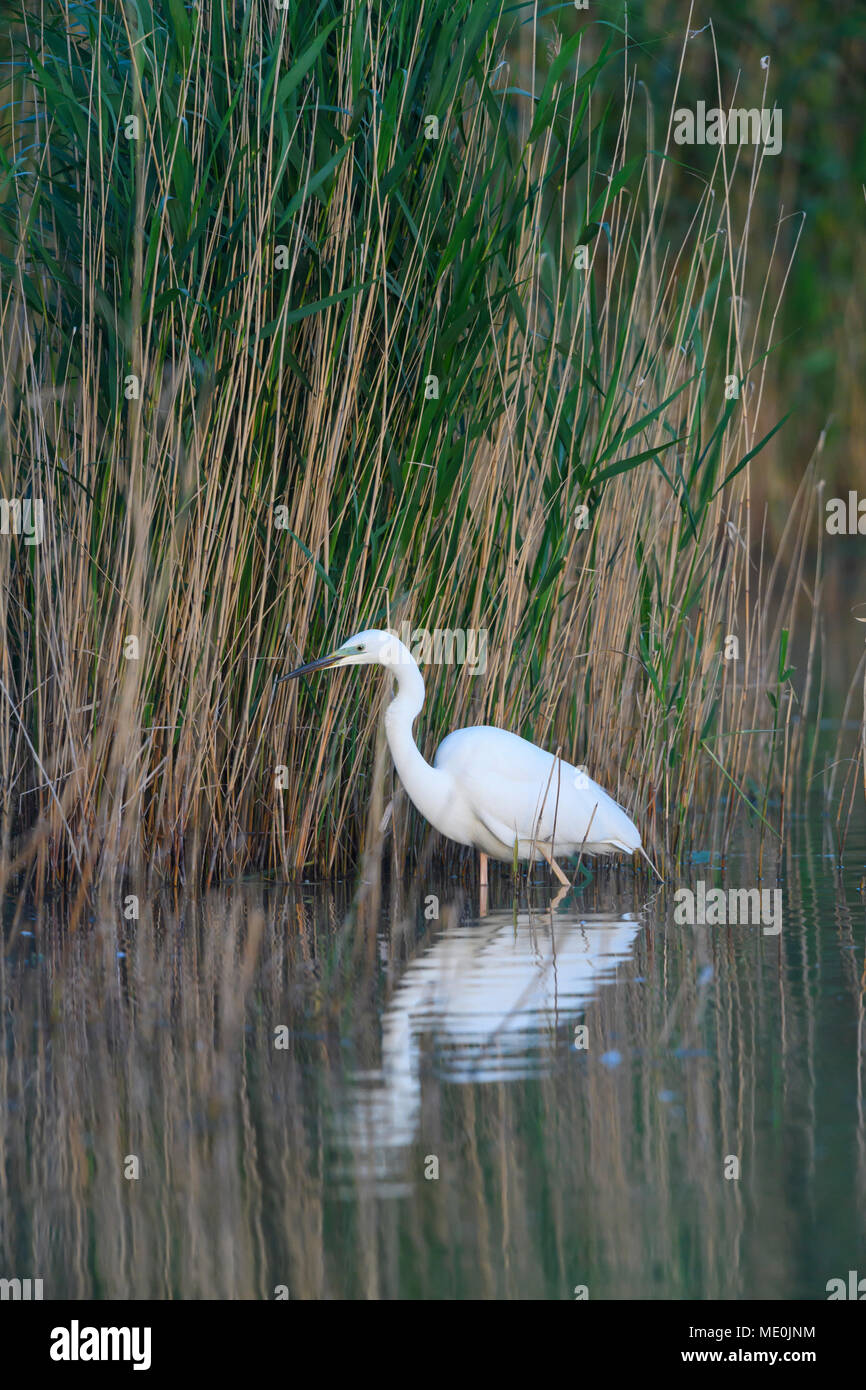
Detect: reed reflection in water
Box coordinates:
(1, 819, 865, 1299)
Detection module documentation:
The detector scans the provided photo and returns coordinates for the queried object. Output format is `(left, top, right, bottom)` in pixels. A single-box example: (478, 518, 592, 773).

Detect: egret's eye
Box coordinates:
(357, 644, 365, 652)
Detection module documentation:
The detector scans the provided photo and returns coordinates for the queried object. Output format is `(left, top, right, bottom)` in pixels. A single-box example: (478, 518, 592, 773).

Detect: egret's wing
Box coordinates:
(434, 725, 567, 784)
(434, 726, 639, 850)
(468, 767, 607, 850)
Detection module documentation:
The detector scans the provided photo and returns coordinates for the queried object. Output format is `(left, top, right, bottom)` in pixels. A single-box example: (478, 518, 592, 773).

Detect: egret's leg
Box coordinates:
(538, 843, 570, 887)
(479, 852, 489, 918)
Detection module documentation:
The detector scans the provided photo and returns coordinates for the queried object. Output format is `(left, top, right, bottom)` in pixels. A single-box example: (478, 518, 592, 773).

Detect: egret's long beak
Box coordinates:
(276, 652, 343, 683)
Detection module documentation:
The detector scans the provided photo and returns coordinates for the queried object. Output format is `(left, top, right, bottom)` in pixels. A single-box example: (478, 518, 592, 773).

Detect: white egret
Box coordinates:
(278, 629, 657, 885)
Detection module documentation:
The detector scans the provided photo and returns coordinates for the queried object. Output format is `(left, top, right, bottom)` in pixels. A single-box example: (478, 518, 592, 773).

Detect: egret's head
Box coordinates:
(277, 628, 402, 683)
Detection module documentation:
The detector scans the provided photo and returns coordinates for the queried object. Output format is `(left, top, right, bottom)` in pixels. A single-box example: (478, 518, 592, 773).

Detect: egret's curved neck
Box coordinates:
(383, 645, 449, 819)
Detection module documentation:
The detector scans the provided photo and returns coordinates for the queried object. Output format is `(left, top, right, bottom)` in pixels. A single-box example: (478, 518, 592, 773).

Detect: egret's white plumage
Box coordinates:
(431, 723, 641, 858)
(279, 628, 646, 876)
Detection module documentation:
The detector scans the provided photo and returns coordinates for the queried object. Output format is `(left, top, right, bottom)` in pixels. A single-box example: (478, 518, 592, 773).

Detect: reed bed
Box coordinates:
(0, 1, 826, 892)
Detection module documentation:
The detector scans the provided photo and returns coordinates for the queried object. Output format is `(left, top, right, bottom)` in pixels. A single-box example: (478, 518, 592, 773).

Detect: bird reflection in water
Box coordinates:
(335, 896, 642, 1192)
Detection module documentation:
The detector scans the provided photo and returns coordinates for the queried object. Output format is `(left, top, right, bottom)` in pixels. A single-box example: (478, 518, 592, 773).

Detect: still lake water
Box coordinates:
(2, 810, 865, 1300)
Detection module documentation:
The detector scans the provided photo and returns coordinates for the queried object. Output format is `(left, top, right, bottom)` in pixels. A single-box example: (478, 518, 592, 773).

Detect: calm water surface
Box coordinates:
(2, 811, 865, 1299)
